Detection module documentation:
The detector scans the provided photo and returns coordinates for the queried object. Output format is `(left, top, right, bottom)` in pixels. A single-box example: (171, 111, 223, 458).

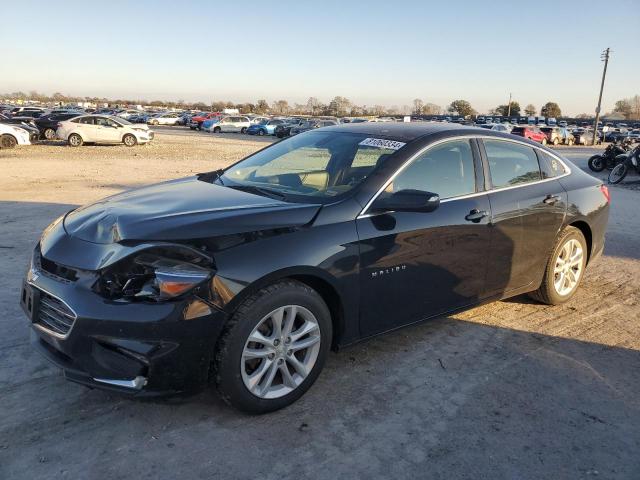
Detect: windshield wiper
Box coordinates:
(227, 184, 287, 200)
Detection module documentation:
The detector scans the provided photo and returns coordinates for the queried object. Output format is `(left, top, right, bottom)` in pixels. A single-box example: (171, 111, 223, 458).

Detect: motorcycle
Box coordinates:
(588, 138, 632, 172)
(608, 144, 640, 184)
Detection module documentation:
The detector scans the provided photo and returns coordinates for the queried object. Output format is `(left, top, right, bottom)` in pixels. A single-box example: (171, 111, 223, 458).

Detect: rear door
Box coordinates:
(480, 139, 567, 296)
(357, 138, 491, 336)
(76, 116, 99, 141)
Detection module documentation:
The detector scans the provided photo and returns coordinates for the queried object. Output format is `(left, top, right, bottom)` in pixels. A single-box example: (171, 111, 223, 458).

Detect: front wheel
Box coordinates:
(123, 133, 137, 147)
(553, 137, 559, 145)
(214, 280, 332, 414)
(608, 163, 628, 184)
(68, 133, 83, 147)
(588, 155, 605, 172)
(541, 138, 548, 145)
(213, 126, 221, 133)
(44, 128, 56, 140)
(529, 226, 587, 305)
(240, 127, 247, 134)
(257, 129, 265, 136)
(0, 134, 17, 149)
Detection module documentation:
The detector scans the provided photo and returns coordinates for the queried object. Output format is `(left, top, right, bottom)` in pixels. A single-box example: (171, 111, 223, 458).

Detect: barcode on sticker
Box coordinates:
(359, 138, 406, 150)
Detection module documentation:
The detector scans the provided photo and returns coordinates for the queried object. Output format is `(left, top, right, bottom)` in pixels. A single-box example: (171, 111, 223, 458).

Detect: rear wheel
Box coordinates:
(43, 128, 56, 140)
(213, 126, 221, 133)
(258, 129, 265, 136)
(567, 138, 574, 146)
(588, 155, 605, 172)
(529, 226, 587, 305)
(608, 163, 628, 184)
(552, 137, 559, 145)
(214, 280, 332, 414)
(541, 138, 548, 145)
(0, 134, 17, 149)
(240, 127, 247, 134)
(68, 133, 83, 147)
(123, 133, 137, 147)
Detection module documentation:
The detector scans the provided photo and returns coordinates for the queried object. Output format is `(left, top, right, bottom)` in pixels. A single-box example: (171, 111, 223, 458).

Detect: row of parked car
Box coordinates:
(0, 106, 154, 148)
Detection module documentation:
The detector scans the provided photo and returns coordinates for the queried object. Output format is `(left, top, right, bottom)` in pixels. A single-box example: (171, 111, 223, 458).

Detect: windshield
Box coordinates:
(218, 131, 405, 202)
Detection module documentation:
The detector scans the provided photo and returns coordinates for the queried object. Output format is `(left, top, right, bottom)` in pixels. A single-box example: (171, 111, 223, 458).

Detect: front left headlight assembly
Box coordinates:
(95, 249, 214, 302)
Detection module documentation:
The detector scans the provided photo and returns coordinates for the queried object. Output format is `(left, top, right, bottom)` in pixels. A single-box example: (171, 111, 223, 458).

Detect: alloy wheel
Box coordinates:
(241, 305, 321, 399)
(553, 238, 583, 296)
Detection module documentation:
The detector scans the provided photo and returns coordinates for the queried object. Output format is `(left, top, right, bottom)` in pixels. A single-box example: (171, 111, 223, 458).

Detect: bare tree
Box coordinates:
(412, 98, 424, 115)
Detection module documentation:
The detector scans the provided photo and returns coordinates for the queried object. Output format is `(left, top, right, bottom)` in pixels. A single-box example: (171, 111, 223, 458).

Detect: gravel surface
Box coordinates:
(1, 130, 639, 479)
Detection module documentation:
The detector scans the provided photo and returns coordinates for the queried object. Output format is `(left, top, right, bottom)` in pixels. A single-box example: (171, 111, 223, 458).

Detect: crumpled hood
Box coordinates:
(63, 176, 321, 244)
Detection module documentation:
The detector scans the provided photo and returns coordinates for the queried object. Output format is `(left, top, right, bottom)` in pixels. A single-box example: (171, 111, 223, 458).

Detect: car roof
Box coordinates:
(321, 122, 477, 142)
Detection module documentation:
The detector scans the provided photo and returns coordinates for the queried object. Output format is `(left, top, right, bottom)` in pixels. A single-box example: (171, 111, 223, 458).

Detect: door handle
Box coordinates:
(543, 194, 561, 204)
(465, 209, 488, 223)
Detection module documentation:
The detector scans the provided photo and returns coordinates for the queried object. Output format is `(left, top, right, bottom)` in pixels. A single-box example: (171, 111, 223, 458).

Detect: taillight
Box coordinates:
(600, 184, 610, 203)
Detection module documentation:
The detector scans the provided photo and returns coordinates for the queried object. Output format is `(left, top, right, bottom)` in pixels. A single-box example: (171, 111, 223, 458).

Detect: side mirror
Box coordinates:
(371, 189, 440, 213)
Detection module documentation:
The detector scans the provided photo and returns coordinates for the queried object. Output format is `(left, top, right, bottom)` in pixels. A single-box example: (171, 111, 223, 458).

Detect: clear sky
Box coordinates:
(2, 0, 638, 115)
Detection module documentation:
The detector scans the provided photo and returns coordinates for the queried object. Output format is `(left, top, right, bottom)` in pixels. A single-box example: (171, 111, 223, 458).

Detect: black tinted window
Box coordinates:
(538, 151, 567, 178)
(389, 140, 476, 199)
(484, 140, 542, 188)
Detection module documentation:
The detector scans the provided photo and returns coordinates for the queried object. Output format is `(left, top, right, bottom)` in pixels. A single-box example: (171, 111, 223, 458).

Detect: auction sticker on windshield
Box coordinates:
(359, 138, 406, 150)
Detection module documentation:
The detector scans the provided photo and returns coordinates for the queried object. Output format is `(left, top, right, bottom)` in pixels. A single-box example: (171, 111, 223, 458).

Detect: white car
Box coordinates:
(147, 112, 182, 126)
(56, 115, 154, 147)
(0, 123, 32, 148)
(206, 116, 251, 133)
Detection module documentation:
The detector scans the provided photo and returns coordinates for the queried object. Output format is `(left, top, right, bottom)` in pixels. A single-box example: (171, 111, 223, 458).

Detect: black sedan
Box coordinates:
(21, 123, 609, 413)
(0, 114, 40, 143)
(34, 112, 81, 140)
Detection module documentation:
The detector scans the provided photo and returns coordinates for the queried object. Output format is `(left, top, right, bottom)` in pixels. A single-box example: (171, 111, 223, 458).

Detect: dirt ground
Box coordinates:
(1, 129, 639, 479)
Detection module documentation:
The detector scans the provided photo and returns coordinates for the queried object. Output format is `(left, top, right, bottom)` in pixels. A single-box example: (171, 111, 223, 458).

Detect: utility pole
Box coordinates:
(507, 92, 512, 117)
(593, 48, 611, 145)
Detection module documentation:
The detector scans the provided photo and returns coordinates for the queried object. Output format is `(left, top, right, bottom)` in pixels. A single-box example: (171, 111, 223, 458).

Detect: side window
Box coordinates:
(387, 140, 476, 199)
(94, 117, 111, 126)
(78, 117, 95, 125)
(538, 151, 567, 178)
(484, 140, 541, 188)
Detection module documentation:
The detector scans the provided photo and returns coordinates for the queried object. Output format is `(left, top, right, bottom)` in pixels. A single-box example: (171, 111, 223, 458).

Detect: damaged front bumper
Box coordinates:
(20, 240, 227, 396)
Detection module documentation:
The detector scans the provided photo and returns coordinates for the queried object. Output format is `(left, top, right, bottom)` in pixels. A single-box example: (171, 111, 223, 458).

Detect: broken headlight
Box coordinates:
(96, 249, 213, 302)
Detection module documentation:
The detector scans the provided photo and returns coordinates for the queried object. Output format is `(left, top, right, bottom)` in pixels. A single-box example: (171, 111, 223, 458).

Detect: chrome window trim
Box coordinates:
(356, 135, 571, 219)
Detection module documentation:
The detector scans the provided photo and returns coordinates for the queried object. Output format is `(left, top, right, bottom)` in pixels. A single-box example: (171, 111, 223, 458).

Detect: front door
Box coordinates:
(94, 117, 121, 143)
(357, 139, 491, 336)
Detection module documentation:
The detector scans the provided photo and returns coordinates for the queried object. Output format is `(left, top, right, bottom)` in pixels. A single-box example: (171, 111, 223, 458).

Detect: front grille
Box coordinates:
(35, 246, 78, 283)
(36, 292, 76, 336)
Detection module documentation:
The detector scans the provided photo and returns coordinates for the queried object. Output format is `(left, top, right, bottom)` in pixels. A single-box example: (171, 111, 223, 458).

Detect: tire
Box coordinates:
(123, 133, 137, 147)
(0, 134, 17, 149)
(608, 163, 628, 184)
(213, 126, 221, 133)
(214, 280, 332, 414)
(68, 133, 83, 147)
(257, 129, 266, 136)
(552, 137, 559, 145)
(240, 127, 247, 134)
(151, 120, 159, 125)
(529, 226, 587, 305)
(541, 138, 548, 145)
(588, 155, 606, 172)
(567, 138, 574, 146)
(44, 128, 56, 140)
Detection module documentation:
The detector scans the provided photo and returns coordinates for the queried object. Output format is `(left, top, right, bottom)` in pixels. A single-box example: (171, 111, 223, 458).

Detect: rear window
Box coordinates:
(538, 151, 567, 178)
(511, 127, 526, 134)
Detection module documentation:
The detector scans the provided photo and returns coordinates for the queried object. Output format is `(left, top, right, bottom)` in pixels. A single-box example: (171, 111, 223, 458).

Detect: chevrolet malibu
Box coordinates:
(21, 123, 609, 413)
